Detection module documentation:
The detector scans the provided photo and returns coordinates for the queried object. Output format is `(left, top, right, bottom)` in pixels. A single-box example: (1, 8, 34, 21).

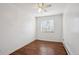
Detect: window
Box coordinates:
(41, 19, 54, 33)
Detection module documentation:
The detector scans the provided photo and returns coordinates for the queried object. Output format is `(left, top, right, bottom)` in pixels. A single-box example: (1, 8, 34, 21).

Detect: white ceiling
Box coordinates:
(16, 3, 68, 16)
(0, 3, 68, 16)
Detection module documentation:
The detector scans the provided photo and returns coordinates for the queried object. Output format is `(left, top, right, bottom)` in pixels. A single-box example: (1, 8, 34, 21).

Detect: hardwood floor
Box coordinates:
(10, 40, 67, 55)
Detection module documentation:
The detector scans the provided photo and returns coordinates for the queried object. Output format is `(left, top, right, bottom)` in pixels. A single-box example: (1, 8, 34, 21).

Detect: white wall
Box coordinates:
(36, 14, 63, 42)
(63, 4, 79, 54)
(0, 4, 35, 55)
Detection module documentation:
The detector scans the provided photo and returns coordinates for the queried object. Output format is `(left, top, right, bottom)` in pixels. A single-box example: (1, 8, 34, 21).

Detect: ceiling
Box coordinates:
(17, 3, 68, 16)
(0, 3, 68, 16)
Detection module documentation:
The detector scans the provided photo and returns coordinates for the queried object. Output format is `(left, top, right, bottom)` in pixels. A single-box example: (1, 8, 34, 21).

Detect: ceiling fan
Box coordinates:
(35, 3, 52, 12)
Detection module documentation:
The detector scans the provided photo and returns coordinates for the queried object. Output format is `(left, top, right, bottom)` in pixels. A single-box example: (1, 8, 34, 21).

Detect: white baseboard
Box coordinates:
(62, 41, 70, 55)
(8, 39, 35, 55)
(36, 39, 63, 43)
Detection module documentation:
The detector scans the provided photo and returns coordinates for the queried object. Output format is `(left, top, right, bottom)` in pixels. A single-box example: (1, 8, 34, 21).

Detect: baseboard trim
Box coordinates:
(9, 39, 35, 55)
(62, 41, 70, 55)
(36, 39, 63, 43)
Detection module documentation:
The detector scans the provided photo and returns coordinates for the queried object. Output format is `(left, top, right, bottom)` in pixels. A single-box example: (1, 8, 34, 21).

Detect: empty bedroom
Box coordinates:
(0, 3, 79, 55)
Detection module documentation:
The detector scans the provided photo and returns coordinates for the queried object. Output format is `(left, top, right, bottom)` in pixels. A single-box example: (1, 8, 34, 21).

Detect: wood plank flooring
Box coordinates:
(10, 40, 67, 55)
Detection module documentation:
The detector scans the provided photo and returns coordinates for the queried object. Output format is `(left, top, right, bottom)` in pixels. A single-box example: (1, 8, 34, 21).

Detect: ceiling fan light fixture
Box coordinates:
(35, 3, 52, 12)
